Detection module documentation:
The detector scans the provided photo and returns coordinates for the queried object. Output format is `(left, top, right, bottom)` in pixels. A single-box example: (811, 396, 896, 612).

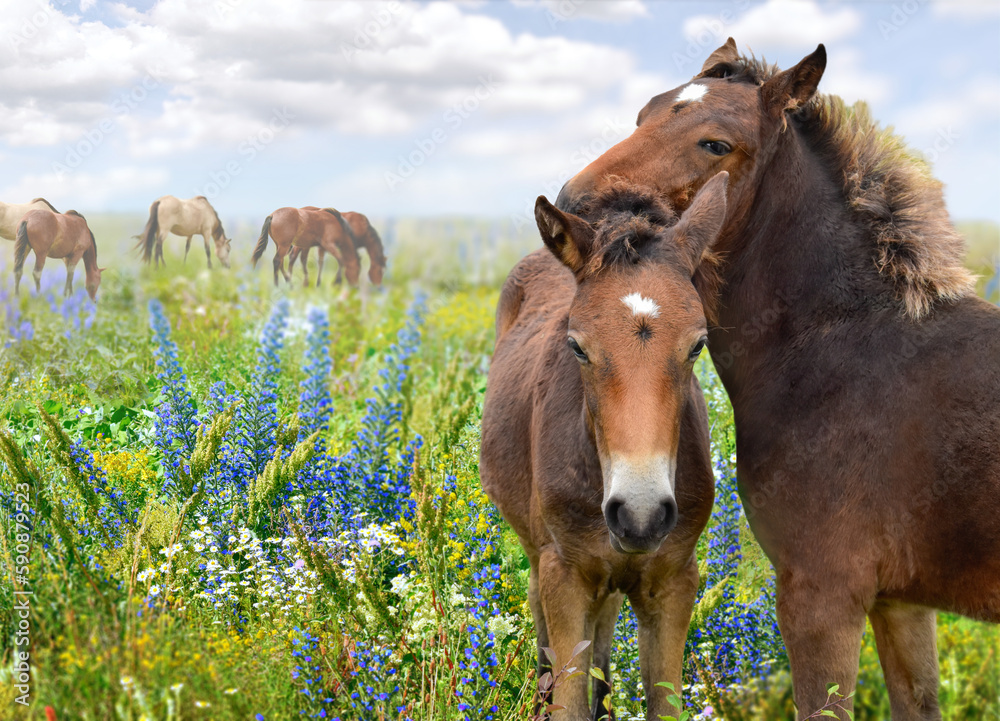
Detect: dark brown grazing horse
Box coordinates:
(558, 38, 1000, 720)
(481, 173, 730, 720)
(251, 206, 360, 287)
(288, 210, 386, 286)
(14, 209, 103, 301)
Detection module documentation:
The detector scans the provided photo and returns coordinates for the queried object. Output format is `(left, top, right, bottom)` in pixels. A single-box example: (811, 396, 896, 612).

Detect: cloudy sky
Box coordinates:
(1, 0, 998, 228)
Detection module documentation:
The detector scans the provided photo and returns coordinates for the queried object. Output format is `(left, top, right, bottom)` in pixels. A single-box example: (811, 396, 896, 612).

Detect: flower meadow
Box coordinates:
(1, 225, 998, 721)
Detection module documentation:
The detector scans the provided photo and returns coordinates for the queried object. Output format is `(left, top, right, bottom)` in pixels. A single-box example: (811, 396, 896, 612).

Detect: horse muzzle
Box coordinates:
(602, 455, 678, 554)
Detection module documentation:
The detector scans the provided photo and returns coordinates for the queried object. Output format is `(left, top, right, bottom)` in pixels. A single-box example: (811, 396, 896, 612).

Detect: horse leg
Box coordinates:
(629, 559, 699, 721)
(272, 253, 282, 287)
(538, 550, 593, 721)
(155, 236, 165, 268)
(33, 255, 45, 293)
(64, 259, 79, 296)
(777, 568, 868, 720)
(869, 601, 941, 720)
(316, 249, 324, 287)
(334, 260, 343, 286)
(527, 562, 552, 715)
(183, 236, 193, 264)
(203, 234, 212, 269)
(590, 592, 623, 721)
(299, 247, 310, 288)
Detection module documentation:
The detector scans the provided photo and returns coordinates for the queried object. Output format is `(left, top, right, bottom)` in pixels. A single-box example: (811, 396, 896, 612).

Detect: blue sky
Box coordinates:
(0, 0, 997, 228)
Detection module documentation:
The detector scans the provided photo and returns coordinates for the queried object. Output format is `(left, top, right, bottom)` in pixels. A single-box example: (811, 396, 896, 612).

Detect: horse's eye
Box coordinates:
(699, 140, 732, 156)
(567, 337, 588, 363)
(689, 337, 708, 361)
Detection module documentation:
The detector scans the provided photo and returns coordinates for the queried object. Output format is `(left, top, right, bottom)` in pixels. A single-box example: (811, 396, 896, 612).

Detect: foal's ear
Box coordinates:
(761, 44, 826, 117)
(675, 171, 729, 273)
(535, 196, 596, 275)
(701, 37, 739, 75)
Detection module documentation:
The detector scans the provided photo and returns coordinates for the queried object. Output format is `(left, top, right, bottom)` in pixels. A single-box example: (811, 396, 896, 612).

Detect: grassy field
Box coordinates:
(0, 216, 997, 720)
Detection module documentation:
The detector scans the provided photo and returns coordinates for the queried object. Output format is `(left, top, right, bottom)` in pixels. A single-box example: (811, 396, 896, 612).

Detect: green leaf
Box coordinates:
(589, 667, 606, 681)
(827, 683, 840, 696)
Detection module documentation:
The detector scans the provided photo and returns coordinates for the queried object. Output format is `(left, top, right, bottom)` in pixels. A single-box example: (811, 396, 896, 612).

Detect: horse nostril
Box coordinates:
(604, 499, 625, 536)
(658, 498, 678, 536)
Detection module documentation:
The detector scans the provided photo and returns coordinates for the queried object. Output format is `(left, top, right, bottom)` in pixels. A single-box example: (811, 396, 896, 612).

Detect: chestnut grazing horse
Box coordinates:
(136, 195, 232, 268)
(0, 198, 59, 240)
(288, 211, 386, 286)
(480, 172, 730, 720)
(558, 38, 1000, 720)
(251, 206, 360, 287)
(14, 209, 104, 301)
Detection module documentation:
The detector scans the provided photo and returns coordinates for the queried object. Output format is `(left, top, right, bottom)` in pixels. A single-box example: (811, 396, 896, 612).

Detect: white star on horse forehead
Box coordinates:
(676, 83, 708, 103)
(621, 292, 660, 318)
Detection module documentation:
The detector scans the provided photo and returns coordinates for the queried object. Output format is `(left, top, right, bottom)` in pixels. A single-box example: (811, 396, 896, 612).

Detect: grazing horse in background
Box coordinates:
(557, 38, 1000, 719)
(136, 195, 231, 268)
(14, 209, 103, 301)
(251, 207, 360, 288)
(0, 198, 59, 240)
(288, 210, 387, 286)
(481, 173, 730, 720)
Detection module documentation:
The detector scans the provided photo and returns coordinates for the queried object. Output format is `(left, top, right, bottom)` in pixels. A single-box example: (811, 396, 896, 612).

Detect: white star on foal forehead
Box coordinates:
(621, 292, 660, 318)
(676, 83, 708, 103)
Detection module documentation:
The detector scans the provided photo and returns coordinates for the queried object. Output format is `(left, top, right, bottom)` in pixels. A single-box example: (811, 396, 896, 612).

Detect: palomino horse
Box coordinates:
(0, 198, 59, 240)
(251, 207, 360, 287)
(136, 195, 232, 268)
(14, 209, 104, 301)
(288, 210, 386, 286)
(480, 173, 730, 720)
(557, 39, 1000, 719)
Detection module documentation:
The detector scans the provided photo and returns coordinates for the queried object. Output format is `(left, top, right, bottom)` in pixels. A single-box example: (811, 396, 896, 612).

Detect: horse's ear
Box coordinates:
(761, 44, 826, 117)
(674, 172, 728, 273)
(535, 196, 596, 275)
(701, 37, 739, 75)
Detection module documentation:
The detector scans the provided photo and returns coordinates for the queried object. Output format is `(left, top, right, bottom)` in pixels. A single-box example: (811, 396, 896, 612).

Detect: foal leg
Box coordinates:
(183, 235, 193, 264)
(777, 569, 868, 720)
(538, 550, 593, 720)
(630, 559, 699, 721)
(528, 563, 552, 715)
(869, 601, 941, 720)
(591, 592, 623, 721)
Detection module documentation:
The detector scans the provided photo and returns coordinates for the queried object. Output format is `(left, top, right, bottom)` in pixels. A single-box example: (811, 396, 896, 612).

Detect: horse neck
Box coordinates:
(710, 130, 877, 391)
(82, 242, 98, 275)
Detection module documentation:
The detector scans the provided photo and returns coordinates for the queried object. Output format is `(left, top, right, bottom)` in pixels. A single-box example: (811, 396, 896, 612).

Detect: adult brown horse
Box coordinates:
(0, 198, 59, 240)
(251, 206, 360, 288)
(288, 210, 387, 286)
(136, 195, 232, 269)
(481, 173, 730, 720)
(557, 39, 999, 720)
(14, 209, 104, 301)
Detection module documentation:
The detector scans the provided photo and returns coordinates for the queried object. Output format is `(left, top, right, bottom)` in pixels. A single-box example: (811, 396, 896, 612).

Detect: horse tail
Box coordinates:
(252, 215, 272, 267)
(14, 220, 30, 275)
(135, 200, 160, 263)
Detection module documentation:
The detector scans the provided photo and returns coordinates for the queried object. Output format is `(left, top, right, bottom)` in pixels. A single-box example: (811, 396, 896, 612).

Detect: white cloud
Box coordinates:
(932, 0, 1000, 18)
(684, 0, 861, 50)
(510, 0, 649, 23)
(0, 166, 169, 211)
(820, 48, 892, 105)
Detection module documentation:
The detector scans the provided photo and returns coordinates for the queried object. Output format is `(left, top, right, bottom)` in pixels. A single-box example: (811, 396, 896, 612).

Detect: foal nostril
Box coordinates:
(604, 499, 626, 537)
(657, 498, 678, 537)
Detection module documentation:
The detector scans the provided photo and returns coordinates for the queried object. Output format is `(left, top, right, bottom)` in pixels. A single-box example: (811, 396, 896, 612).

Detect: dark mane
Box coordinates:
(581, 179, 678, 274)
(31, 197, 59, 212)
(699, 53, 975, 319)
(212, 218, 225, 241)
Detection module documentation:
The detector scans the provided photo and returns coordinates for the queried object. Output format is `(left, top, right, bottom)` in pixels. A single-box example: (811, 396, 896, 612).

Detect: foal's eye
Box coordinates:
(699, 140, 732, 156)
(567, 337, 588, 363)
(689, 337, 708, 361)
